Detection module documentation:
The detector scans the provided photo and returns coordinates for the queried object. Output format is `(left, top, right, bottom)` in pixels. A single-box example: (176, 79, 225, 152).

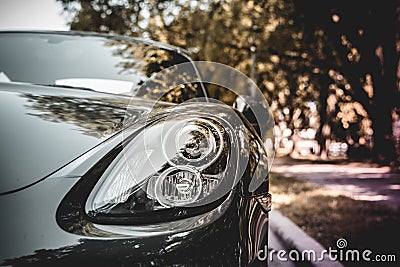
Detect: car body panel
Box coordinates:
(0, 82, 173, 194)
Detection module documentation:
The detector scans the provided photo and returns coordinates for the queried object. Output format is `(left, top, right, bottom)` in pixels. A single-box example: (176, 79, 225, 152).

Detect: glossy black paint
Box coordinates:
(0, 82, 169, 194)
(0, 31, 269, 266)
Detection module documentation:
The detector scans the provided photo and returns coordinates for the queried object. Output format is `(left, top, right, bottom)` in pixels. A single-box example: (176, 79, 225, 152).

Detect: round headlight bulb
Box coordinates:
(154, 166, 202, 207)
(176, 123, 214, 161)
(162, 118, 224, 169)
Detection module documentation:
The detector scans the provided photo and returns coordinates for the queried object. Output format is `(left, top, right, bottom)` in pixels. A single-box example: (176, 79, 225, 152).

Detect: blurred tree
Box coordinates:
(293, 0, 400, 164)
(57, 0, 178, 36)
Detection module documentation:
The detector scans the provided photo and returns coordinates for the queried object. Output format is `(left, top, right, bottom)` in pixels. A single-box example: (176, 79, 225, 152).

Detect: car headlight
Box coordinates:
(85, 108, 240, 225)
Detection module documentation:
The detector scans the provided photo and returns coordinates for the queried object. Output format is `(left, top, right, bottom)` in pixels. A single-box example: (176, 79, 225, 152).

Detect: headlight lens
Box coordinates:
(163, 118, 224, 169)
(154, 165, 203, 207)
(85, 114, 233, 224)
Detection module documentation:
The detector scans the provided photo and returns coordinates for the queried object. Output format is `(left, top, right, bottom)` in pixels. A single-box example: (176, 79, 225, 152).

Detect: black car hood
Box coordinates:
(0, 82, 168, 194)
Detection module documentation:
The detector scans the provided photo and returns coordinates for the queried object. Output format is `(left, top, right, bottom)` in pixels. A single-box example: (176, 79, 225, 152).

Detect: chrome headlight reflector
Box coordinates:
(163, 118, 224, 169)
(154, 165, 203, 207)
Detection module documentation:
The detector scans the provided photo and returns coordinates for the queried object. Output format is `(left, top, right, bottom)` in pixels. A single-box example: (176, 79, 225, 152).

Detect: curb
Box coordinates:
(269, 209, 344, 267)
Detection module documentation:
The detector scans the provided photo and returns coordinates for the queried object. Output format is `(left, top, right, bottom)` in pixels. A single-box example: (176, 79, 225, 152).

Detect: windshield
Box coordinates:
(0, 32, 204, 101)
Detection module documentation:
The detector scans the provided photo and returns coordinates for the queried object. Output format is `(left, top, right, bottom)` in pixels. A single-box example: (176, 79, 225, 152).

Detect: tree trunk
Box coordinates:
(369, 2, 398, 164)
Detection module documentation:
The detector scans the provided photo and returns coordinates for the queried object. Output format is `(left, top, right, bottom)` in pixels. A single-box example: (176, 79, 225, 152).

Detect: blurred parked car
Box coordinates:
(0, 31, 271, 266)
(328, 141, 348, 158)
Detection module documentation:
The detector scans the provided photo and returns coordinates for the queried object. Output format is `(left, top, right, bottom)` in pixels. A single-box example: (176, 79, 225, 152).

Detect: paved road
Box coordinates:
(270, 157, 400, 208)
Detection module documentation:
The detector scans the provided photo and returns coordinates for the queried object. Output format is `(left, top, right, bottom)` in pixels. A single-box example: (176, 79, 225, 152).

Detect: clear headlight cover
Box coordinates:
(85, 105, 246, 224)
